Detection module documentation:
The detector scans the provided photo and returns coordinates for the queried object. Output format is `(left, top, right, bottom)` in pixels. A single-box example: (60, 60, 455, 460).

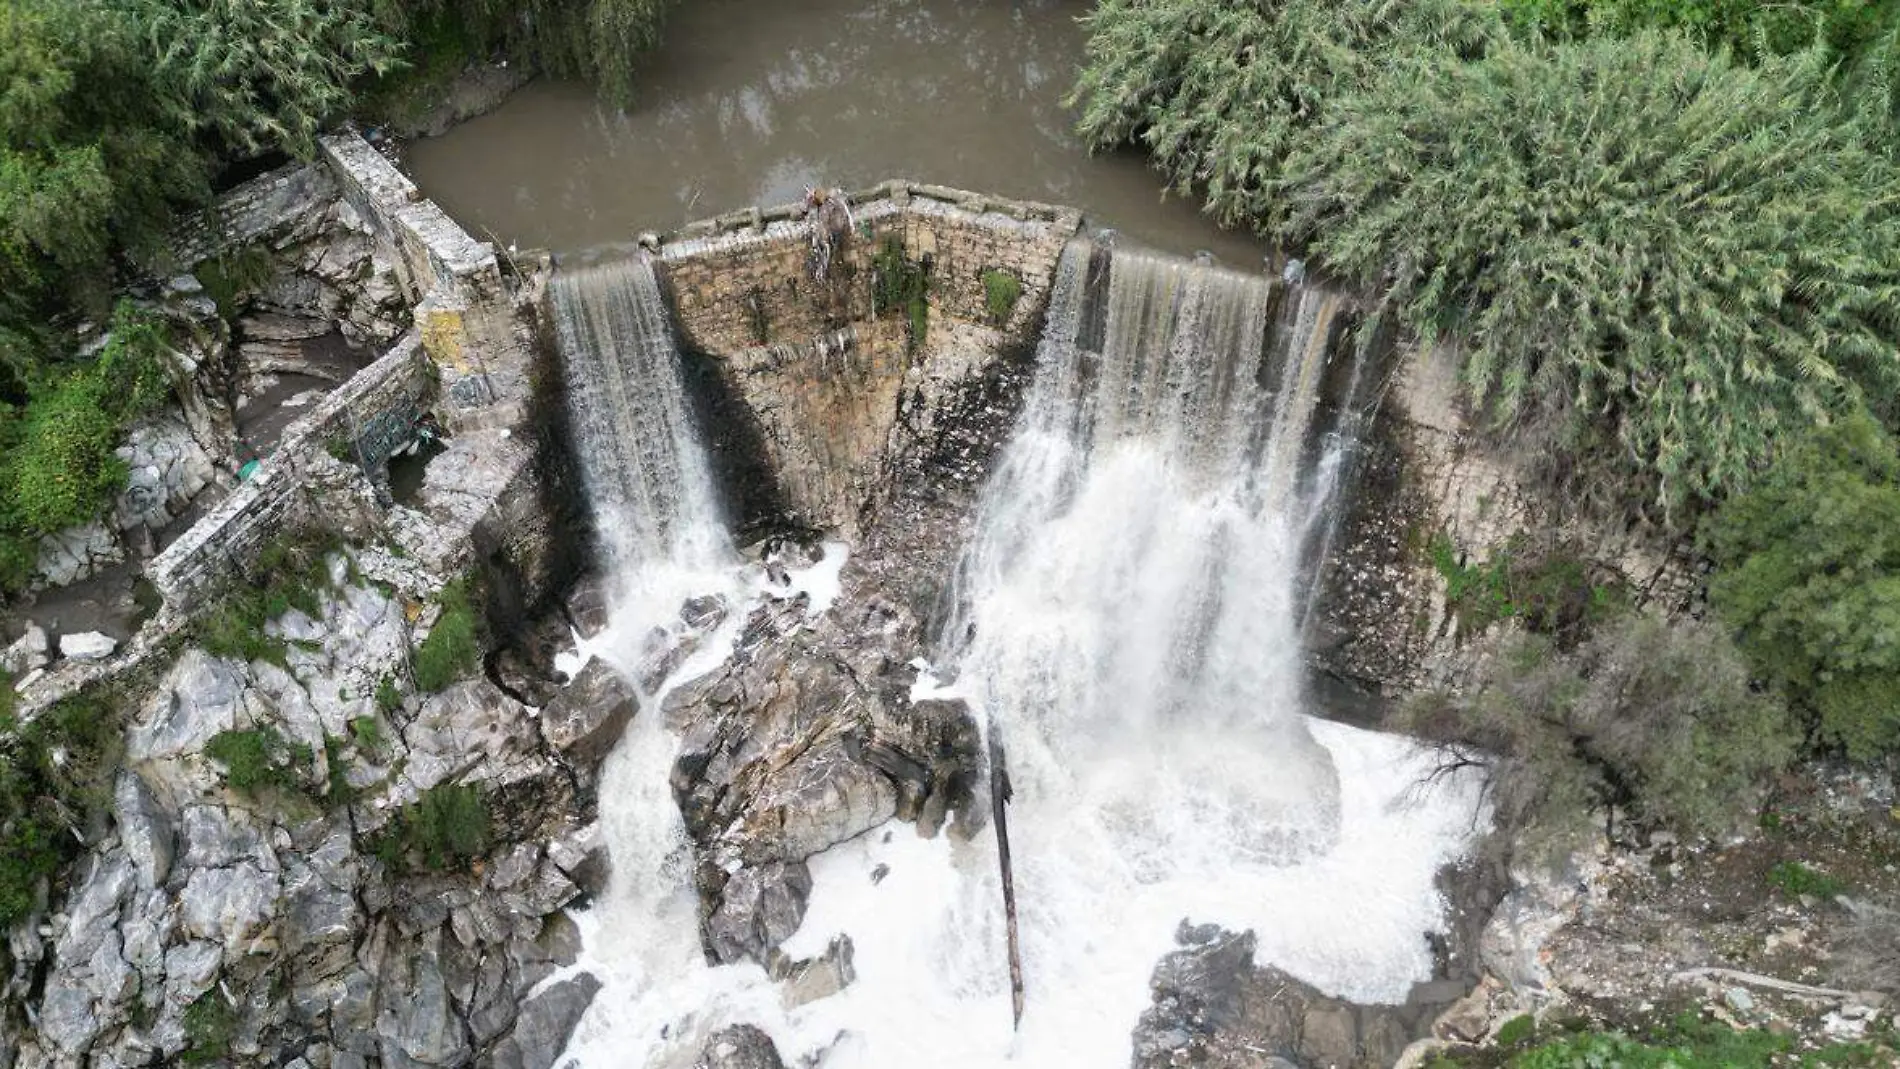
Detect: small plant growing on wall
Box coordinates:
(744, 286, 769, 345)
(871, 236, 930, 353)
(982, 268, 1022, 326)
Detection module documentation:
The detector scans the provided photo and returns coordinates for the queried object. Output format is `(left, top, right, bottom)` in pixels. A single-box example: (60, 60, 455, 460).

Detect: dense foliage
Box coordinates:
(1278, 33, 1900, 517)
(1705, 411, 1900, 760)
(1073, 1, 1900, 522)
(1404, 612, 1796, 848)
(0, 691, 125, 929)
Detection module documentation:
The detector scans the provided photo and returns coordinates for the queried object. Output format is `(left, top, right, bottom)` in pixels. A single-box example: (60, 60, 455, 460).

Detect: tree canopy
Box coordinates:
(1073, 0, 1900, 523)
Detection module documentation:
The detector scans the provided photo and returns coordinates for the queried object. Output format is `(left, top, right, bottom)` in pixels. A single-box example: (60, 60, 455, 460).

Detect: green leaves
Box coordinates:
(1706, 410, 1900, 759)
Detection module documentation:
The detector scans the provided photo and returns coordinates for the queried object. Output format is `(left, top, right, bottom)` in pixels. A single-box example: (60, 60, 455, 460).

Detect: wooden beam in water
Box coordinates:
(989, 731, 1025, 1028)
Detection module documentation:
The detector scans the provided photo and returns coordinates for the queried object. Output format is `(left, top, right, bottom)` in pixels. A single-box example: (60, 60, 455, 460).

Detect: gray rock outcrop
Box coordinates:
(695, 1024, 787, 1069)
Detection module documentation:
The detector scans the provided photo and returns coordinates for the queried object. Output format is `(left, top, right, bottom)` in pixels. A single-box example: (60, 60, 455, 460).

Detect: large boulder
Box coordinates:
(707, 862, 812, 966)
(695, 1024, 787, 1069)
(482, 972, 602, 1069)
(539, 659, 638, 766)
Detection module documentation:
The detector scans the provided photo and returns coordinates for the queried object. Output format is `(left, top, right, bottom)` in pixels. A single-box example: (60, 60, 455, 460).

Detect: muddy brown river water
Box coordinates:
(402, 0, 1267, 263)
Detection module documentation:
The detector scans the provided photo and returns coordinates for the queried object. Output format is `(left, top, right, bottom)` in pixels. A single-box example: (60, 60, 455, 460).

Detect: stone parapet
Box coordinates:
(146, 334, 434, 615)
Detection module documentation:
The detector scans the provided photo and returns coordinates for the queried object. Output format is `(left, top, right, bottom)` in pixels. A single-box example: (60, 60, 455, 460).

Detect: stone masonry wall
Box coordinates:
(649, 182, 1079, 535)
(146, 335, 434, 612)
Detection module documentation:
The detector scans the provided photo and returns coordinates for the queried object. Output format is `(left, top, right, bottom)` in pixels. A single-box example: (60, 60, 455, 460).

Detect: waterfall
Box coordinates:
(555, 244, 1483, 1069)
(550, 257, 733, 618)
(948, 242, 1372, 872)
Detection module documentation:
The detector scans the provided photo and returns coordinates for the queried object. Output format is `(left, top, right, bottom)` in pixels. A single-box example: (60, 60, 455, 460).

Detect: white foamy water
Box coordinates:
(554, 243, 1486, 1068)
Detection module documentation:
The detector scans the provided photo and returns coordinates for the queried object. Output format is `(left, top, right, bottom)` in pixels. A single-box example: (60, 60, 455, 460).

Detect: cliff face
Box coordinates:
(1309, 341, 1696, 699)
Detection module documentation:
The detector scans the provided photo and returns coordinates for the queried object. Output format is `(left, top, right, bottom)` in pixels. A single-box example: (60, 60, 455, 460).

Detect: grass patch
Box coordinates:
(1430, 533, 1621, 646)
(412, 577, 481, 692)
(193, 531, 341, 666)
(180, 987, 238, 1065)
(372, 782, 491, 873)
(1767, 860, 1847, 900)
(1433, 1012, 1895, 1068)
(981, 268, 1022, 326)
(205, 726, 313, 796)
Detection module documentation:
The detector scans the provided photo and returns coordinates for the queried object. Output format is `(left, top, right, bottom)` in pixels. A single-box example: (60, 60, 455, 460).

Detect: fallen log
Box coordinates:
(990, 731, 1025, 1027)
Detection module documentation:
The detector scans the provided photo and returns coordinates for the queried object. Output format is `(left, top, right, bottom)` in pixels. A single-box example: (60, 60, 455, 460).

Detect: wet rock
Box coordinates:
(708, 862, 813, 966)
(539, 659, 638, 766)
(113, 415, 218, 535)
(128, 649, 246, 764)
(179, 861, 279, 946)
(484, 972, 602, 1069)
(59, 630, 118, 662)
(35, 521, 124, 588)
(377, 948, 471, 1066)
(695, 1023, 787, 1069)
(776, 934, 856, 1008)
(1133, 924, 1444, 1069)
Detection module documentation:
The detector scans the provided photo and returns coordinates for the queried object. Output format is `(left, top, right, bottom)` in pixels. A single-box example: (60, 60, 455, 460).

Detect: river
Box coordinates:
(401, 0, 1267, 263)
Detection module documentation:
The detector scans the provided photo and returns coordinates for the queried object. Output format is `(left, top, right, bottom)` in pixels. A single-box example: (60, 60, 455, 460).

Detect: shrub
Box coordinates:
(412, 577, 481, 692)
(871, 236, 930, 352)
(1705, 411, 1900, 760)
(0, 689, 125, 928)
(375, 782, 491, 872)
(981, 268, 1021, 326)
(1404, 612, 1797, 850)
(373, 675, 403, 717)
(1767, 860, 1847, 900)
(196, 244, 275, 322)
(1272, 31, 1900, 521)
(205, 726, 313, 795)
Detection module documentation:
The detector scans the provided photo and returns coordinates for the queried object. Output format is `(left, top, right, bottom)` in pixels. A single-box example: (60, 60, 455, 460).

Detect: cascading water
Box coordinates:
(547, 258, 770, 1064)
(551, 258, 734, 616)
(555, 244, 1484, 1069)
(947, 245, 1358, 876)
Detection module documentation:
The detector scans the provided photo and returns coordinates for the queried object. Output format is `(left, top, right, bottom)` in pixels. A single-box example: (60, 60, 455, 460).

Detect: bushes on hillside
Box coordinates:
(1705, 411, 1900, 760)
(1404, 612, 1796, 850)
(1273, 32, 1900, 519)
(0, 691, 125, 929)
(0, 301, 174, 591)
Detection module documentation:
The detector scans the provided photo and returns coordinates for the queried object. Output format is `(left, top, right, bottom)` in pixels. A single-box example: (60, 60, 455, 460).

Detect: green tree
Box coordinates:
(1069, 0, 1502, 232)
(1272, 32, 1900, 520)
(1405, 612, 1796, 849)
(1705, 410, 1900, 760)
